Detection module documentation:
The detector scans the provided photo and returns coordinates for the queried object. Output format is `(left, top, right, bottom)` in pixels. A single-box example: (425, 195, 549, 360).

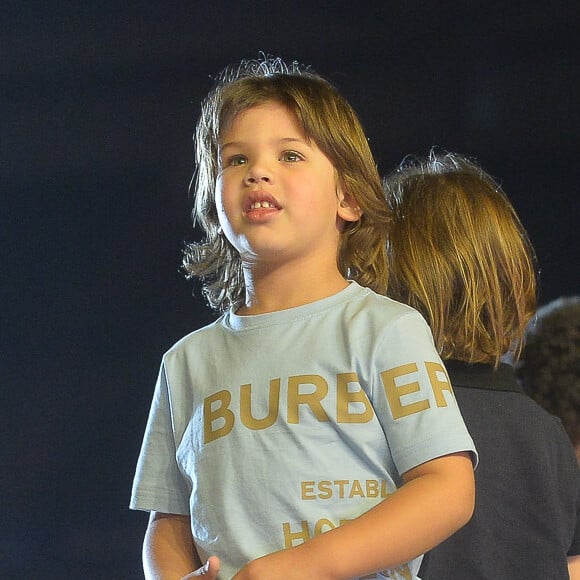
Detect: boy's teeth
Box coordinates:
(251, 201, 273, 209)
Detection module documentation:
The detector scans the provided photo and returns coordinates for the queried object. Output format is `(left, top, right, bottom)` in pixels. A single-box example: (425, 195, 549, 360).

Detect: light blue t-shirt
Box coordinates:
(131, 282, 477, 579)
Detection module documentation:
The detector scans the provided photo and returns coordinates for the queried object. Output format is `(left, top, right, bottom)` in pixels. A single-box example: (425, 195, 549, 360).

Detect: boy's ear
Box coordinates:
(337, 187, 362, 222)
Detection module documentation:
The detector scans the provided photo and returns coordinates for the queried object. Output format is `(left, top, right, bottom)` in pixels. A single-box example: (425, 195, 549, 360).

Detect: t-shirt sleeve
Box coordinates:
(369, 310, 478, 476)
(129, 362, 191, 515)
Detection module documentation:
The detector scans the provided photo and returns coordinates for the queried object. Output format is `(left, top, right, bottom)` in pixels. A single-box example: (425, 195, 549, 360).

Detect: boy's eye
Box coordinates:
(280, 151, 303, 162)
(226, 154, 247, 167)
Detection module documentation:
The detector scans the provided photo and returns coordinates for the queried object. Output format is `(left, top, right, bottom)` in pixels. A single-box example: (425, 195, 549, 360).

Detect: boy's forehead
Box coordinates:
(219, 102, 306, 141)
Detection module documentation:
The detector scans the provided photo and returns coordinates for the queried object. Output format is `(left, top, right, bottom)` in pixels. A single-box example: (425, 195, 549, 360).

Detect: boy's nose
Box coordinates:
(243, 161, 273, 185)
(244, 174, 271, 184)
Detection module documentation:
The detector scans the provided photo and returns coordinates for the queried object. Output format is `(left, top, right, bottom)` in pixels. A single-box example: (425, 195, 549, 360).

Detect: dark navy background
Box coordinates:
(2, 2, 579, 578)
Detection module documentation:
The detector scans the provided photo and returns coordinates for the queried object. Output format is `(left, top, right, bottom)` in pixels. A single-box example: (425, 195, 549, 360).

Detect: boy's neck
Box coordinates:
(237, 259, 349, 316)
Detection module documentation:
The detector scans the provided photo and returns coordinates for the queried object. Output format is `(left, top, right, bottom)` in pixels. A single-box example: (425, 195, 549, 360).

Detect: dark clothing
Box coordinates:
(419, 360, 580, 580)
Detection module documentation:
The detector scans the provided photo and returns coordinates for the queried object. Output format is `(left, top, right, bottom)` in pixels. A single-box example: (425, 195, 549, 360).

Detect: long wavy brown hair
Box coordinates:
(384, 150, 537, 366)
(183, 56, 390, 312)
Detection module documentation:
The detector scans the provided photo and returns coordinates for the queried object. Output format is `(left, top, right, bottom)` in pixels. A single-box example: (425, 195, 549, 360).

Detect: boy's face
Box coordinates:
(215, 101, 358, 268)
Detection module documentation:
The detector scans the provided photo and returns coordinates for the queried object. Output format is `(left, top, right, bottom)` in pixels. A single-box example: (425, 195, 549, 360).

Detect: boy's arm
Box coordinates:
(569, 555, 580, 580)
(183, 556, 221, 579)
(143, 512, 201, 580)
(233, 452, 474, 580)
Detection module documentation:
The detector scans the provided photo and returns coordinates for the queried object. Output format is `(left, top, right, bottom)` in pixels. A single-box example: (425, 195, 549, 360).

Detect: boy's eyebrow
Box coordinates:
(219, 137, 310, 151)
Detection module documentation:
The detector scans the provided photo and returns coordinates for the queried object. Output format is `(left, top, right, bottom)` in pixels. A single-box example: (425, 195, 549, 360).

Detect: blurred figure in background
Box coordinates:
(383, 150, 580, 579)
(517, 296, 580, 462)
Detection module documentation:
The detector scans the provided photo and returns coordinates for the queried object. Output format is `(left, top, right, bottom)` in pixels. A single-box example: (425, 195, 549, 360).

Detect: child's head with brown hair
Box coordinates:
(183, 56, 390, 311)
(516, 296, 580, 455)
(383, 150, 537, 367)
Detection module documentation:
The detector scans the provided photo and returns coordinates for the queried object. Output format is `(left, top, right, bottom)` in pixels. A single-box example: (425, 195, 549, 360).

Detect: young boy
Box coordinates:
(130, 58, 477, 580)
(383, 150, 580, 579)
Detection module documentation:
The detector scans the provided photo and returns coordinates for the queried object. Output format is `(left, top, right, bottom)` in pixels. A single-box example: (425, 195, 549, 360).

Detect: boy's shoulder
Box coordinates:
(163, 315, 225, 358)
(352, 285, 427, 322)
